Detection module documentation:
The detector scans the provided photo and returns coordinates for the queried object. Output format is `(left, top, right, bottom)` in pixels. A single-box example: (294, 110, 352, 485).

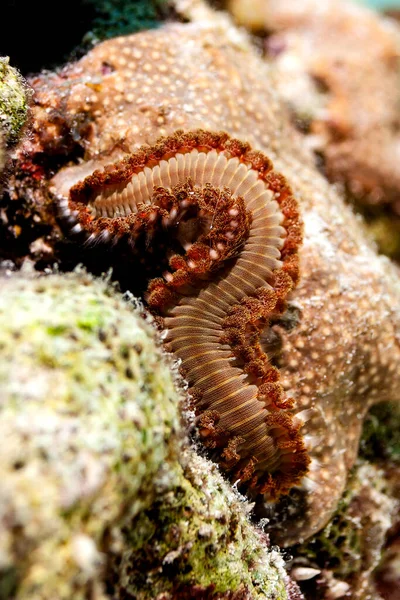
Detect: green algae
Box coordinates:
(360, 401, 400, 463)
(0, 57, 29, 149)
(0, 267, 291, 600)
(114, 450, 289, 599)
(0, 267, 182, 599)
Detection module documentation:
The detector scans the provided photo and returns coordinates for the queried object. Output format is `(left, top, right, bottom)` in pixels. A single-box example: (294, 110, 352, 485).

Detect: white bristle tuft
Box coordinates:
(71, 223, 82, 234)
(292, 409, 314, 427)
(99, 230, 111, 242)
(300, 475, 319, 492)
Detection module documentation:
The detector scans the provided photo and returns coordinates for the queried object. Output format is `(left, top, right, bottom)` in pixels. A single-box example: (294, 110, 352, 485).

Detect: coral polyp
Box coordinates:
(54, 129, 309, 498)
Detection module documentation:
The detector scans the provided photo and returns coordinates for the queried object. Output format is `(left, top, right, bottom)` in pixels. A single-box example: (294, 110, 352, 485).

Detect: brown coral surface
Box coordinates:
(229, 0, 400, 213)
(7, 21, 400, 547)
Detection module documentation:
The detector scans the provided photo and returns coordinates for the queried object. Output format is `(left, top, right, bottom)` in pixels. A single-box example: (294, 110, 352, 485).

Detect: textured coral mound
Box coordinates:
(5, 20, 400, 547)
(229, 0, 400, 208)
(226, 0, 400, 260)
(0, 268, 181, 599)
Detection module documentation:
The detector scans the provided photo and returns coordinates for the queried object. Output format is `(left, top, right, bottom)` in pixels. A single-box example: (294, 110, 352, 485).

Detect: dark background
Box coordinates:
(0, 0, 94, 74)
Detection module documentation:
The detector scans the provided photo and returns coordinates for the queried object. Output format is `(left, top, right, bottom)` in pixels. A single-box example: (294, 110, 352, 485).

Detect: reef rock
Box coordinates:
(0, 57, 29, 180)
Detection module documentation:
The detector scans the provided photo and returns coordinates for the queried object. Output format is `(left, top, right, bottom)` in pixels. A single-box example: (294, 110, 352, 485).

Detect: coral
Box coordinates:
(287, 400, 400, 599)
(0, 57, 29, 242)
(0, 57, 29, 148)
(227, 0, 400, 212)
(0, 57, 29, 187)
(111, 448, 296, 600)
(289, 461, 399, 600)
(0, 266, 297, 600)
(53, 127, 308, 499)
(5, 20, 400, 547)
(0, 267, 182, 599)
(226, 0, 400, 262)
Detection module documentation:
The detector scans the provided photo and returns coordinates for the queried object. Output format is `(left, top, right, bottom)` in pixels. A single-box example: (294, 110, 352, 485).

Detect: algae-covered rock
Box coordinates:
(113, 448, 292, 600)
(0, 267, 182, 599)
(0, 57, 29, 149)
(0, 57, 29, 193)
(0, 267, 295, 600)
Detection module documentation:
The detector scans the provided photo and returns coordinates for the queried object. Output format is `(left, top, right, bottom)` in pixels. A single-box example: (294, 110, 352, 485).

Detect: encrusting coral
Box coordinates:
(228, 0, 400, 208)
(0, 267, 299, 600)
(10, 18, 399, 547)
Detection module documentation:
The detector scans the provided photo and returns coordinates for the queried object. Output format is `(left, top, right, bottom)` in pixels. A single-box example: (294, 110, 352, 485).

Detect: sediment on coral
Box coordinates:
(0, 266, 297, 600)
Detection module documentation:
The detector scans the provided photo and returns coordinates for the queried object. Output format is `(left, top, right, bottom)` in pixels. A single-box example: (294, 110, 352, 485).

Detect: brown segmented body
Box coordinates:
(56, 129, 308, 497)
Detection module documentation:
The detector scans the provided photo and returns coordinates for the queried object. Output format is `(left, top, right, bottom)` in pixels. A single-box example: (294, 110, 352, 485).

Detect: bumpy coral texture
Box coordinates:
(0, 57, 29, 147)
(0, 269, 181, 599)
(17, 22, 400, 545)
(228, 0, 400, 211)
(0, 57, 29, 186)
(113, 448, 295, 600)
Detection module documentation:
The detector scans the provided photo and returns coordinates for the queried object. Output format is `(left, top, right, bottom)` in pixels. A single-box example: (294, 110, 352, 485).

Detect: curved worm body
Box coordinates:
(56, 130, 309, 498)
